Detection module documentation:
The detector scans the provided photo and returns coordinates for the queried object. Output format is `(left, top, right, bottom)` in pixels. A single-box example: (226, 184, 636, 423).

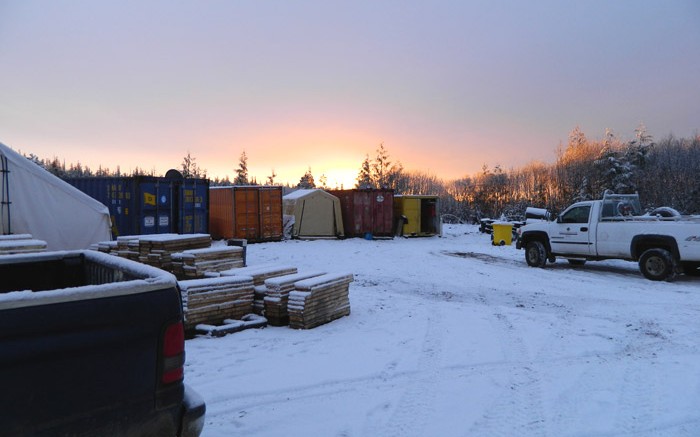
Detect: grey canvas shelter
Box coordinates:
(0, 142, 112, 250)
(283, 189, 344, 239)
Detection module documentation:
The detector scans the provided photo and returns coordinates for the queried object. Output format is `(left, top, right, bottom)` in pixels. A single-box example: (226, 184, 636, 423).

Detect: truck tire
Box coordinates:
(525, 240, 547, 268)
(638, 248, 678, 281)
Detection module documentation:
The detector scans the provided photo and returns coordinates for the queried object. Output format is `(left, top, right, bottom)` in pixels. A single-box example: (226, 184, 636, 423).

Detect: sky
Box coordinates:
(1, 1, 699, 188)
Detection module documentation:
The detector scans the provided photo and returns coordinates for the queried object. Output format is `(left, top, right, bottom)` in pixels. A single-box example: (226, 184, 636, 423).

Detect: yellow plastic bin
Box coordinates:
(491, 223, 513, 246)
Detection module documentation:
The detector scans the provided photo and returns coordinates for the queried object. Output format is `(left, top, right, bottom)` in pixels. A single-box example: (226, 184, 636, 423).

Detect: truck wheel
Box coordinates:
(525, 241, 547, 268)
(638, 248, 678, 281)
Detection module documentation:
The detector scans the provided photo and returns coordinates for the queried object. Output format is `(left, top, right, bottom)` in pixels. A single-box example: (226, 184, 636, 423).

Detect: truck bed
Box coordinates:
(0, 251, 202, 436)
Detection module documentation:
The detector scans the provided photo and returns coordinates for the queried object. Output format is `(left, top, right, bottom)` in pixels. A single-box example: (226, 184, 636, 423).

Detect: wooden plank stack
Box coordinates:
(221, 264, 298, 315)
(0, 234, 48, 255)
(288, 273, 353, 329)
(115, 235, 142, 260)
(171, 246, 245, 279)
(179, 275, 255, 330)
(137, 234, 212, 270)
(253, 285, 267, 315)
(94, 240, 118, 254)
(263, 271, 326, 326)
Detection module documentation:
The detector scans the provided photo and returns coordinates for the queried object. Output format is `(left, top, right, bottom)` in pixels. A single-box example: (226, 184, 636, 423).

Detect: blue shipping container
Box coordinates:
(66, 176, 209, 238)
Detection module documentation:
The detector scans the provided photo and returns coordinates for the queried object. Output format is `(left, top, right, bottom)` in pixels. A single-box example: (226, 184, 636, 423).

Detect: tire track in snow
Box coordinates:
(366, 310, 445, 437)
(466, 308, 547, 437)
(613, 319, 664, 436)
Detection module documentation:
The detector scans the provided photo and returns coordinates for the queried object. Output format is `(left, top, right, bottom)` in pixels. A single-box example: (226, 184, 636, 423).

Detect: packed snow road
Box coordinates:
(186, 224, 700, 437)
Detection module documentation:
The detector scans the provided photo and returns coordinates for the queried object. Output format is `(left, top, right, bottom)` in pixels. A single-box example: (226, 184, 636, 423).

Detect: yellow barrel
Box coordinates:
(491, 223, 513, 246)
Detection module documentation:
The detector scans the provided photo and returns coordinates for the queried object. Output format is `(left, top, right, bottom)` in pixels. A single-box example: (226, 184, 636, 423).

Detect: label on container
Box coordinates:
(377, 195, 384, 202)
(144, 193, 156, 206)
(144, 216, 155, 227)
(159, 215, 169, 226)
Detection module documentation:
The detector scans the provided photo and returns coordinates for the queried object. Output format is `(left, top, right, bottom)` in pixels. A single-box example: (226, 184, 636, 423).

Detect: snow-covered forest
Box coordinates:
(25, 127, 700, 219)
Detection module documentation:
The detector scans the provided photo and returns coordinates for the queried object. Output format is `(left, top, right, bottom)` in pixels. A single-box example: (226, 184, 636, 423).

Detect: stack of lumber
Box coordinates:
(253, 285, 267, 315)
(137, 234, 212, 271)
(288, 273, 353, 329)
(171, 246, 245, 279)
(94, 240, 118, 254)
(0, 234, 47, 255)
(179, 275, 255, 330)
(264, 271, 326, 326)
(115, 235, 142, 260)
(221, 264, 298, 285)
(221, 264, 298, 315)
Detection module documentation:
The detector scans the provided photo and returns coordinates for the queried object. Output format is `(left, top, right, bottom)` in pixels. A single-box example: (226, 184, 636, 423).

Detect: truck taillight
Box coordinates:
(162, 321, 185, 384)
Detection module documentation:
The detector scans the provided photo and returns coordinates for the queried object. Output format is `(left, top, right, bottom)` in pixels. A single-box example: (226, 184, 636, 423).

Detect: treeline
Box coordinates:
(390, 129, 700, 221)
(25, 127, 700, 220)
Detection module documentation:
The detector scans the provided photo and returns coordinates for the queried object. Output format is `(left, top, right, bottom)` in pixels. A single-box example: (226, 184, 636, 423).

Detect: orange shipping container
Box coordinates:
(209, 186, 283, 242)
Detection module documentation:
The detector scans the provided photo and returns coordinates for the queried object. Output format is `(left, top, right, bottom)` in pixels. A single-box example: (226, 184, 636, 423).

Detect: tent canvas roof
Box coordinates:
(1, 142, 112, 250)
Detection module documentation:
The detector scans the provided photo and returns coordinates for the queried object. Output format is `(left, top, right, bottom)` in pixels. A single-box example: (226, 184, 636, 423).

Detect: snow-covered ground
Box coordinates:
(186, 224, 700, 437)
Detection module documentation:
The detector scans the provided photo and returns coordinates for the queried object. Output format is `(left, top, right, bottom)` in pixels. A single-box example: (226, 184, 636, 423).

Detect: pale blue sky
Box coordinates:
(1, 1, 698, 186)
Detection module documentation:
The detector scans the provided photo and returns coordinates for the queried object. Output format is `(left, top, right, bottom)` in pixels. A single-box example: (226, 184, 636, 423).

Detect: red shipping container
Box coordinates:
(328, 189, 394, 238)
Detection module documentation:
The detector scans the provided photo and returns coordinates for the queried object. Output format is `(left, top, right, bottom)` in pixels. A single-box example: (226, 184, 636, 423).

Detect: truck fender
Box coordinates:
(630, 234, 680, 261)
(518, 230, 551, 254)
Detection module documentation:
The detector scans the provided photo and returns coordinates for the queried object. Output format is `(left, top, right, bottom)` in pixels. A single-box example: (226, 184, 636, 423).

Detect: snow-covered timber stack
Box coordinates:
(263, 271, 326, 326)
(137, 234, 212, 271)
(0, 234, 47, 255)
(115, 235, 141, 260)
(221, 264, 298, 315)
(171, 246, 245, 279)
(94, 240, 118, 254)
(179, 275, 255, 330)
(288, 273, 353, 329)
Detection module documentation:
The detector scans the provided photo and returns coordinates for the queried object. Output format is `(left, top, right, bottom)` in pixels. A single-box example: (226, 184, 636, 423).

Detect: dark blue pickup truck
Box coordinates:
(0, 250, 205, 436)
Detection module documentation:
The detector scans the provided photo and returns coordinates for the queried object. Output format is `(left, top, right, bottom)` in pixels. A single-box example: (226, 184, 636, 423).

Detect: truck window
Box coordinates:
(561, 205, 591, 224)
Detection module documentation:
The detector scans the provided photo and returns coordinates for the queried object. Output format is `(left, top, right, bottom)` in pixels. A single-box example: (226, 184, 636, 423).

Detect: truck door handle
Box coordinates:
(580, 227, 588, 232)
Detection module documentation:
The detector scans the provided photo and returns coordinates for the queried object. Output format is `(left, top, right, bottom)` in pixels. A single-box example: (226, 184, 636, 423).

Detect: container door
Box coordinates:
(209, 188, 234, 240)
(259, 187, 283, 241)
(371, 190, 394, 237)
(105, 178, 137, 237)
(179, 179, 209, 234)
(66, 177, 138, 238)
(234, 188, 260, 241)
(403, 198, 421, 235)
(420, 198, 439, 235)
(139, 180, 173, 234)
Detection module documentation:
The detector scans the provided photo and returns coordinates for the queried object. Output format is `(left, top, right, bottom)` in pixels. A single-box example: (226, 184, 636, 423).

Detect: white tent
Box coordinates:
(283, 189, 344, 239)
(0, 142, 112, 250)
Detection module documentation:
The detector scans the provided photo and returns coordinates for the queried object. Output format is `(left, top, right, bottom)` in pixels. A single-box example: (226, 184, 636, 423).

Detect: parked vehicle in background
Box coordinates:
(517, 193, 700, 281)
(0, 250, 205, 436)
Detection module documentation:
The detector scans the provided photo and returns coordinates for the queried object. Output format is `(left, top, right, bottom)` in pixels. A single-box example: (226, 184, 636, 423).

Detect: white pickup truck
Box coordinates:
(516, 193, 700, 281)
